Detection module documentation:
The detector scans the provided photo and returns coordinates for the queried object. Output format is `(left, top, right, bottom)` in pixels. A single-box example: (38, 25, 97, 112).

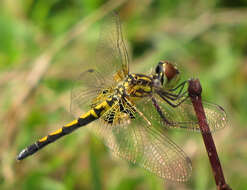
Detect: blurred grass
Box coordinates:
(1, 0, 247, 189)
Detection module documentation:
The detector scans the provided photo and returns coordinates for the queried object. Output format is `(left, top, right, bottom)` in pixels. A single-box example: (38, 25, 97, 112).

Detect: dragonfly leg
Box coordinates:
(161, 90, 188, 101)
(151, 97, 173, 125)
(169, 80, 188, 92)
(157, 80, 188, 101)
(158, 92, 189, 108)
(174, 81, 187, 97)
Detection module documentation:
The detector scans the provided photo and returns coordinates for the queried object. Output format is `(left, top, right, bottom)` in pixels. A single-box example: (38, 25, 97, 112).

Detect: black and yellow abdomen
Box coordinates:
(17, 98, 116, 160)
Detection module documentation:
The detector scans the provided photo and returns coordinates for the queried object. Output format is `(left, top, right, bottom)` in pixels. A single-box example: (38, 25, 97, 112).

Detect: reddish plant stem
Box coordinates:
(188, 79, 231, 190)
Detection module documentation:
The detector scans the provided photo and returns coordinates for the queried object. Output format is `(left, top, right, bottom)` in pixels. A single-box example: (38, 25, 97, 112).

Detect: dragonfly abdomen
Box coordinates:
(17, 98, 116, 160)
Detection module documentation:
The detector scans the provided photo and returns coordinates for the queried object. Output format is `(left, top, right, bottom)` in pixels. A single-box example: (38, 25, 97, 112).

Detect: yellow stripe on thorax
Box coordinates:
(138, 76, 152, 82)
(133, 85, 151, 92)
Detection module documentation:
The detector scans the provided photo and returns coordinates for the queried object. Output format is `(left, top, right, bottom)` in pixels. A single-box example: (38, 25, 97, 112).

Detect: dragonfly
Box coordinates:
(17, 13, 227, 182)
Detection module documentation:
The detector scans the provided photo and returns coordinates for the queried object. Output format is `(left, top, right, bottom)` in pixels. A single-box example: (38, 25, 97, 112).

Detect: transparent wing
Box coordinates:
(146, 94, 228, 133)
(89, 98, 192, 182)
(70, 69, 114, 117)
(94, 13, 129, 82)
(70, 13, 130, 117)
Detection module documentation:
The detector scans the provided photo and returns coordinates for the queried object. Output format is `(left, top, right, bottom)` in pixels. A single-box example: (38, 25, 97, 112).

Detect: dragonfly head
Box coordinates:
(154, 60, 180, 89)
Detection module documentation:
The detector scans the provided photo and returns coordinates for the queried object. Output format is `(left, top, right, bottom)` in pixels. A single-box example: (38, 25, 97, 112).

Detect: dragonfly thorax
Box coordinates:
(115, 74, 153, 99)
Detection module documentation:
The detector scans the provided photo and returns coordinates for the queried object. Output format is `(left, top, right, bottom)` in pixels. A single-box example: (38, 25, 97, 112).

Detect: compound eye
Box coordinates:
(155, 63, 163, 75)
(164, 62, 179, 81)
(155, 65, 160, 74)
(160, 75, 164, 85)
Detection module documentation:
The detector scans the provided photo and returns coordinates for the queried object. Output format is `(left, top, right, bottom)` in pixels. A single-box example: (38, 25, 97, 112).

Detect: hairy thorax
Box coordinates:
(116, 74, 153, 101)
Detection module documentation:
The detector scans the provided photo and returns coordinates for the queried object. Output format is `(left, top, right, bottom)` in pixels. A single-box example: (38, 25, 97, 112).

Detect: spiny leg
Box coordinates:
(158, 91, 189, 108)
(151, 97, 173, 125)
(124, 97, 150, 126)
(160, 90, 188, 101)
(169, 80, 187, 93)
(158, 80, 188, 101)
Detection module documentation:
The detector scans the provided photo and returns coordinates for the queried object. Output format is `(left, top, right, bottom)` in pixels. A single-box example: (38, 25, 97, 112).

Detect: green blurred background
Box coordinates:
(1, 0, 247, 189)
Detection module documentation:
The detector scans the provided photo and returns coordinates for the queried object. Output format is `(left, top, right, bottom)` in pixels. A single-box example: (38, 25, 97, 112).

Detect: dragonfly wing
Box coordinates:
(150, 94, 228, 133)
(70, 69, 114, 117)
(89, 99, 192, 182)
(94, 13, 129, 82)
(71, 13, 129, 117)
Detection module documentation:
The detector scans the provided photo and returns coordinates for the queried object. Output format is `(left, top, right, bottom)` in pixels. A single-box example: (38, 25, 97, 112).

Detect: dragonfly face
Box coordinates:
(17, 13, 228, 182)
(153, 60, 181, 89)
(121, 61, 180, 99)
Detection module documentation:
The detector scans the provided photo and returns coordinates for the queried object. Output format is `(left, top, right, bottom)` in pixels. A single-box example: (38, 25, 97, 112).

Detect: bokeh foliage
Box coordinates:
(1, 0, 247, 189)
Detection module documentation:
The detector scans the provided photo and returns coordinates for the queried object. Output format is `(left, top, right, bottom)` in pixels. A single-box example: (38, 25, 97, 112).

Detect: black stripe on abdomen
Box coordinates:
(17, 114, 97, 160)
